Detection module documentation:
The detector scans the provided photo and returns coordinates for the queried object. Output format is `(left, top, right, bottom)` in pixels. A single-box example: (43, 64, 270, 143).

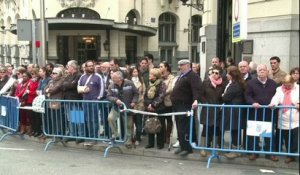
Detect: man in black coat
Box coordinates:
(171, 59, 201, 156)
(62, 60, 83, 143)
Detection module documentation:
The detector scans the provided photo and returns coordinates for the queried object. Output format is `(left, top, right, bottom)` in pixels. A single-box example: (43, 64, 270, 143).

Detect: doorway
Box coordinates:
(125, 36, 137, 66)
(57, 35, 100, 65)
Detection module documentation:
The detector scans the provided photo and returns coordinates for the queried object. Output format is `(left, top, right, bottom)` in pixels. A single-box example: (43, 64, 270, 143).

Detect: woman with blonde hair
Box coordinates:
(144, 68, 166, 149)
(269, 75, 299, 163)
(44, 67, 65, 135)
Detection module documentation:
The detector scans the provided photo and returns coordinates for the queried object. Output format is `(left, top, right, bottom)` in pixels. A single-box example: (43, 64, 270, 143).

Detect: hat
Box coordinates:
(178, 59, 190, 65)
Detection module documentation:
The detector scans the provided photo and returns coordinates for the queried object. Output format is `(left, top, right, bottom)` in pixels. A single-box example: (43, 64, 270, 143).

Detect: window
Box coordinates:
(191, 15, 202, 43)
(57, 7, 100, 19)
(160, 47, 173, 64)
(126, 10, 137, 25)
(159, 13, 176, 42)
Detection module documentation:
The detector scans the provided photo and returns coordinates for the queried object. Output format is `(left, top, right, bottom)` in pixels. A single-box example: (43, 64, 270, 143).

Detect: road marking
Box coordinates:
(0, 147, 33, 151)
(260, 169, 275, 173)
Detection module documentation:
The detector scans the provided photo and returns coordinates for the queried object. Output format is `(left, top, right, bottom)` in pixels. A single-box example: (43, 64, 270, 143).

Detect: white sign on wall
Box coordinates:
(232, 0, 248, 43)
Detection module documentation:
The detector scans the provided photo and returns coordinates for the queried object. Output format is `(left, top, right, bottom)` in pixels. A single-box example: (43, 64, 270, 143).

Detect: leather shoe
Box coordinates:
(157, 145, 164, 149)
(249, 154, 258, 161)
(76, 139, 84, 144)
(179, 150, 193, 156)
(145, 145, 154, 149)
(284, 157, 295, 164)
(270, 155, 279, 162)
(174, 148, 183, 155)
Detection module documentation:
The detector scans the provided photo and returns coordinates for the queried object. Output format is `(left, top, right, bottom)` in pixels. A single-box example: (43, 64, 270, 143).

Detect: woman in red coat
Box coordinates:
(15, 71, 38, 135)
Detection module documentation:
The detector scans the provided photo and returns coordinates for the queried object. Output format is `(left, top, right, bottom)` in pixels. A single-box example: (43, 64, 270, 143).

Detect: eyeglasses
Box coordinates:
(212, 71, 219, 75)
(52, 72, 58, 75)
(0, 71, 5, 73)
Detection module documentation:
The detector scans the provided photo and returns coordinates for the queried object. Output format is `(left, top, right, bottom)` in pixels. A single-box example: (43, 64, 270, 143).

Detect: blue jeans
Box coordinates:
(83, 103, 99, 138)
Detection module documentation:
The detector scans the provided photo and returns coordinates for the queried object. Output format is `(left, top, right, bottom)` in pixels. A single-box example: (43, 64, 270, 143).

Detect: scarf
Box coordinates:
(147, 79, 162, 99)
(209, 75, 222, 88)
(132, 77, 141, 89)
(282, 85, 292, 113)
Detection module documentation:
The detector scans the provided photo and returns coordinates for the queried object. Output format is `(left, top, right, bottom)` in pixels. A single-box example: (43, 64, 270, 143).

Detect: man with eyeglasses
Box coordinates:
(78, 60, 104, 146)
(0, 67, 9, 92)
(0, 66, 16, 95)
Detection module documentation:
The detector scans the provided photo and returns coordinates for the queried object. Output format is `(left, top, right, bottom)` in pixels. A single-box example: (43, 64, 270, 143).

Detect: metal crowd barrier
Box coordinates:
(190, 104, 299, 168)
(0, 96, 20, 142)
(42, 99, 127, 157)
(121, 108, 193, 151)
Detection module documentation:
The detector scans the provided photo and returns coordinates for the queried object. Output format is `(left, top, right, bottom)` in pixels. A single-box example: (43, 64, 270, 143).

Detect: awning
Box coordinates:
(10, 18, 156, 37)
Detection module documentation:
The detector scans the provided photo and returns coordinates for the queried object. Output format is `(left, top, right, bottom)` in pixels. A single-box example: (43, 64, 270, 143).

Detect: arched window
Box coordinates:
(125, 10, 137, 25)
(57, 7, 100, 19)
(159, 13, 176, 42)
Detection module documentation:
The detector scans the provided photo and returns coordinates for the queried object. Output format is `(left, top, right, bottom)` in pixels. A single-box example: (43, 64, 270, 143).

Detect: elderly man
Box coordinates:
(99, 61, 111, 137)
(107, 71, 139, 148)
(0, 66, 15, 95)
(238, 61, 253, 82)
(171, 59, 201, 156)
(245, 64, 278, 161)
(62, 60, 83, 143)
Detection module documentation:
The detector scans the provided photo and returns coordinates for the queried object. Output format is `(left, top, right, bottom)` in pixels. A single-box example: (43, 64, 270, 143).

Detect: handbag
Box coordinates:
(144, 117, 162, 134)
(32, 95, 45, 113)
(77, 75, 92, 94)
(49, 101, 61, 110)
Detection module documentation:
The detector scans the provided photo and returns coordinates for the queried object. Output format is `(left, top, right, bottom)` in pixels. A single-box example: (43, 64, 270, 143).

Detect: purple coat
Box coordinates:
(245, 78, 277, 121)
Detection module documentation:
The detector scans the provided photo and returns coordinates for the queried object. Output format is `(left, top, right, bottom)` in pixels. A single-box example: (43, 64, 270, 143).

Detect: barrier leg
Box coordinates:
(206, 150, 221, 168)
(44, 136, 57, 151)
(0, 132, 12, 142)
(0, 131, 24, 142)
(103, 139, 123, 158)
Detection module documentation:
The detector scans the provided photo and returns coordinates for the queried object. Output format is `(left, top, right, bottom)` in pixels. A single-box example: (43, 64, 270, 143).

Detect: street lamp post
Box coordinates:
(180, 0, 203, 62)
(40, 0, 46, 66)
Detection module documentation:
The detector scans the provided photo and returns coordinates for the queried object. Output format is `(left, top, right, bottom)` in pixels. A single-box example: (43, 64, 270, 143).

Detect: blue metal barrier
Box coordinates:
(190, 104, 299, 168)
(42, 99, 128, 157)
(0, 96, 20, 142)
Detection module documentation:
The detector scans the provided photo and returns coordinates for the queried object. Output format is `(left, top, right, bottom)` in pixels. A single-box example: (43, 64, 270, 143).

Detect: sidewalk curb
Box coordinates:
(19, 135, 299, 170)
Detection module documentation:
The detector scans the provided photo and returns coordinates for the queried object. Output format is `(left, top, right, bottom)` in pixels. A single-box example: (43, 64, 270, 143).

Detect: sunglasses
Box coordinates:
(212, 71, 219, 75)
(0, 71, 5, 73)
(52, 72, 58, 75)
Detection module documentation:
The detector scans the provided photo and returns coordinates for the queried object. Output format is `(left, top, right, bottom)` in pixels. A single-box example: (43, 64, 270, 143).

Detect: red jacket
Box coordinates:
(15, 79, 39, 105)
(27, 79, 39, 104)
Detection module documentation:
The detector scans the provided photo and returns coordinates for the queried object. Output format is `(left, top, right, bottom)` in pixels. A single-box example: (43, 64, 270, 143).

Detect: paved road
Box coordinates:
(0, 137, 298, 175)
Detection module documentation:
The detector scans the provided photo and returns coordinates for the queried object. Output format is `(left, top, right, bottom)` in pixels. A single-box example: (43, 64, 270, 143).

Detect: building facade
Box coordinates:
(0, 0, 299, 76)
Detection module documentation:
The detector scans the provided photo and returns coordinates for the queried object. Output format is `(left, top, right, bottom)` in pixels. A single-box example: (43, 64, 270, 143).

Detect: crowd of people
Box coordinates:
(0, 55, 298, 163)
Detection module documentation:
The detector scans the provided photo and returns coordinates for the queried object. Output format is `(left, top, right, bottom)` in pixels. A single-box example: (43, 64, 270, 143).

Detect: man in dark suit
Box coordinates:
(171, 59, 201, 156)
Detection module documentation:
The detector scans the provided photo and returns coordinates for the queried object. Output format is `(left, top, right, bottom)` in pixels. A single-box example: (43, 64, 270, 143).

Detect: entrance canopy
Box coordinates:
(11, 18, 156, 36)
